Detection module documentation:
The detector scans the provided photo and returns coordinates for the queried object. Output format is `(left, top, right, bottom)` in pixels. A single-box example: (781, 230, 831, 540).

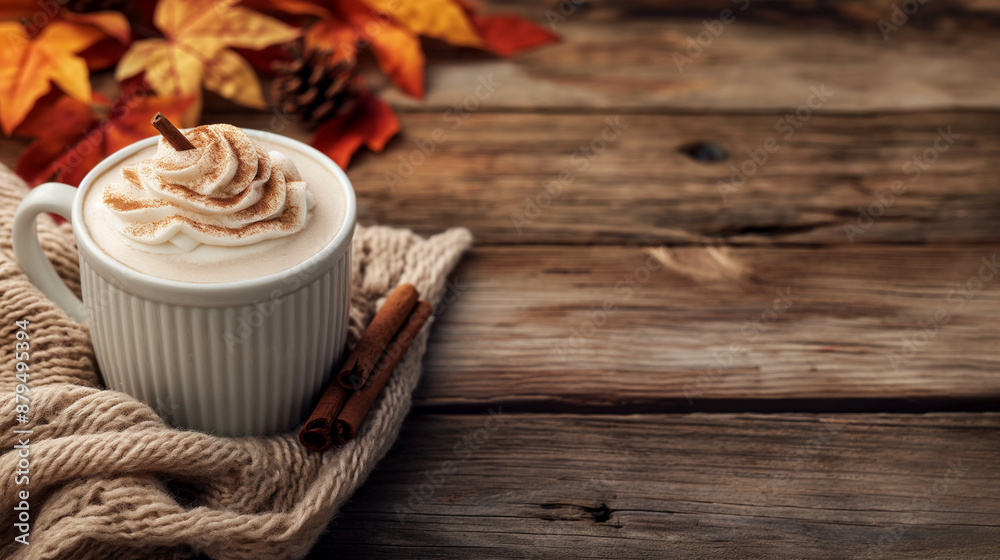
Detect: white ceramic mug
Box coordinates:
(12, 131, 356, 436)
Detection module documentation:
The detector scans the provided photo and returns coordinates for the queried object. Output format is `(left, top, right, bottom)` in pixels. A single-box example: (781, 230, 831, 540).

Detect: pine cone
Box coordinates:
(272, 44, 363, 129)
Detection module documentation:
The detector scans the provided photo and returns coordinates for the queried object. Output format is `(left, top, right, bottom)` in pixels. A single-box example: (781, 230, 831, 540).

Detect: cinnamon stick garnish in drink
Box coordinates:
(336, 283, 419, 390)
(334, 300, 433, 444)
(151, 112, 196, 151)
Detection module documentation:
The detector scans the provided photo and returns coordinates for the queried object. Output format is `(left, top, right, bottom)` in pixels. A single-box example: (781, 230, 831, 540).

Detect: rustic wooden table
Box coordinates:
(5, 1, 999, 557)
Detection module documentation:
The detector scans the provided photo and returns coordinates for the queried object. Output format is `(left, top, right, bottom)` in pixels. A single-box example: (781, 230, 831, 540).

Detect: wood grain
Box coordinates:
(378, 18, 1000, 112)
(6, 110, 987, 246)
(415, 244, 1000, 410)
(483, 0, 1000, 22)
(308, 413, 1000, 559)
(343, 111, 1000, 246)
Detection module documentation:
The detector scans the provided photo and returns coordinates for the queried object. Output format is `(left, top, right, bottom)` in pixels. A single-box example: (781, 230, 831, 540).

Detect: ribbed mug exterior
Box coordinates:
(80, 246, 351, 436)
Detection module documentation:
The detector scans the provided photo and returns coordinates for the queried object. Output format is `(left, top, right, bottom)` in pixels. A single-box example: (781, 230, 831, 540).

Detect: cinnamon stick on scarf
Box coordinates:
(334, 300, 433, 444)
(337, 283, 418, 390)
(299, 283, 420, 452)
(299, 380, 351, 452)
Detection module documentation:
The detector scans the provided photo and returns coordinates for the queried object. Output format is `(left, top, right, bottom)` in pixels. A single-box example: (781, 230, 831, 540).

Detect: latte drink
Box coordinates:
(82, 124, 346, 283)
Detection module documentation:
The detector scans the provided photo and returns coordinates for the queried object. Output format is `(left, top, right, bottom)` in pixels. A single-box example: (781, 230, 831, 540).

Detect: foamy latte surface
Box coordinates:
(83, 126, 345, 283)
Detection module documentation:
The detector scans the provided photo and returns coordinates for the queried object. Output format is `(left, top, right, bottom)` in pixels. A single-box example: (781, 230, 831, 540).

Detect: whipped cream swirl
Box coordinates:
(102, 124, 315, 252)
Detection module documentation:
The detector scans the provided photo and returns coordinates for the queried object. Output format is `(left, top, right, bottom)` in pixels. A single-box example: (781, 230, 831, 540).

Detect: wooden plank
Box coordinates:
(483, 0, 1000, 21)
(16, 110, 1000, 246)
(414, 244, 1000, 410)
(308, 413, 1000, 559)
(377, 18, 1000, 112)
(131, 110, 1000, 246)
(341, 111, 1000, 246)
(4, 110, 997, 246)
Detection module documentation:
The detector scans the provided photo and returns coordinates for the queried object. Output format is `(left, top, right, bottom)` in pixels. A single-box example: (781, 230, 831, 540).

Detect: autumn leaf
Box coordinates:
(362, 0, 481, 47)
(15, 89, 193, 187)
(0, 20, 113, 134)
(13, 89, 98, 140)
(304, 16, 359, 63)
(309, 0, 425, 98)
(79, 37, 128, 71)
(0, 3, 129, 42)
(473, 15, 559, 57)
(241, 0, 332, 19)
(311, 91, 398, 168)
(62, 11, 131, 44)
(116, 0, 299, 125)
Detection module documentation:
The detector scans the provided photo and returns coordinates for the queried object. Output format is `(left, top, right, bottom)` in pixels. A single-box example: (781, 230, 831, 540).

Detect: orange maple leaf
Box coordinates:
(362, 0, 481, 47)
(15, 87, 194, 187)
(0, 19, 120, 135)
(0, 3, 129, 43)
(308, 0, 425, 98)
(116, 0, 299, 125)
(311, 91, 399, 168)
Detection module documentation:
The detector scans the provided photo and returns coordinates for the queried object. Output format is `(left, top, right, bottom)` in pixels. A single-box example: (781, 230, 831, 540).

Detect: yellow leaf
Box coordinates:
(363, 0, 482, 47)
(203, 48, 267, 109)
(119, 39, 206, 125)
(0, 20, 106, 134)
(117, 0, 299, 123)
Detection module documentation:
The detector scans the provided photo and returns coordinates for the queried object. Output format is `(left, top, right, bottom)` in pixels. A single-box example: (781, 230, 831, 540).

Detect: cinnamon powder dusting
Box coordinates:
(106, 123, 311, 247)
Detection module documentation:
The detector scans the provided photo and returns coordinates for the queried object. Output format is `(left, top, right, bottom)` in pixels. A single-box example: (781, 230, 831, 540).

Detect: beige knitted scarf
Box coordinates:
(0, 163, 472, 559)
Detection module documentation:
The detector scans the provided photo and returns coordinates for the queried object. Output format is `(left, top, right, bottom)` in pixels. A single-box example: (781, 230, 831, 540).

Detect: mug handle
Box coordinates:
(12, 182, 87, 322)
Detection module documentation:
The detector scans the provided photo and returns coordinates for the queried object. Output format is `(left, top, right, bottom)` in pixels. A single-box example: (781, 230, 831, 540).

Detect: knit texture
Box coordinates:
(0, 163, 472, 559)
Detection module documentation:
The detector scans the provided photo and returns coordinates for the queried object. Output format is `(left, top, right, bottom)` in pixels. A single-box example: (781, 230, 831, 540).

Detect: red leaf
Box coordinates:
(79, 37, 128, 71)
(241, 0, 332, 19)
(232, 44, 295, 76)
(473, 15, 559, 57)
(15, 96, 99, 186)
(311, 91, 399, 168)
(14, 90, 95, 139)
(15, 89, 193, 187)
